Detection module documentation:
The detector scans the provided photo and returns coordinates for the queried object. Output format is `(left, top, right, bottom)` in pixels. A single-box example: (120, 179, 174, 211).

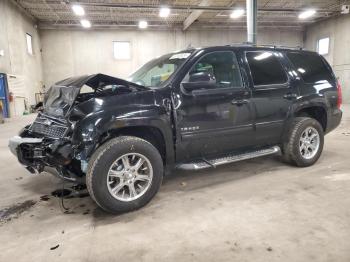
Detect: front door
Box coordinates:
(174, 50, 254, 161)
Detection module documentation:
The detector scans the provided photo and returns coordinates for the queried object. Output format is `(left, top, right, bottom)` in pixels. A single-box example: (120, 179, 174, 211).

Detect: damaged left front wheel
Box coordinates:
(86, 136, 163, 214)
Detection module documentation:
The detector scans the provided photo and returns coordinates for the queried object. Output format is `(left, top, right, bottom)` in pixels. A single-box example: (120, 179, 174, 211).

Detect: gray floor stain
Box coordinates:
(0, 200, 36, 223)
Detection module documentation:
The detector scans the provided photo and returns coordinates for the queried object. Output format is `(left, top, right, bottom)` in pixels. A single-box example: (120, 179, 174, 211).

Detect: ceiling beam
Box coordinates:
(11, 0, 37, 22)
(69, 2, 338, 13)
(38, 22, 305, 31)
(183, 0, 211, 31)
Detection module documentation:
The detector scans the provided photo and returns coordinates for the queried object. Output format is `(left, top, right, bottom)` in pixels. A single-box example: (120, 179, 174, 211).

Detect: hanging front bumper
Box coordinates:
(9, 136, 43, 157)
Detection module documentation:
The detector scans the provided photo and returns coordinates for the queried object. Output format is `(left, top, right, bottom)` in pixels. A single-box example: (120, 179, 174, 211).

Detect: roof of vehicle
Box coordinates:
(182, 44, 317, 55)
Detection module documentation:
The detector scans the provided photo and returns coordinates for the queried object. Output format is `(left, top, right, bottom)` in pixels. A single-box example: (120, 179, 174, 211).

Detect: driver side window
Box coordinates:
(186, 51, 243, 88)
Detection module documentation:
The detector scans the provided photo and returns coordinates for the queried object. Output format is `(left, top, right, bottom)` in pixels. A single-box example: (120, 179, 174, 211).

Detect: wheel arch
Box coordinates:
(294, 105, 327, 131)
(107, 126, 166, 160)
(97, 124, 175, 169)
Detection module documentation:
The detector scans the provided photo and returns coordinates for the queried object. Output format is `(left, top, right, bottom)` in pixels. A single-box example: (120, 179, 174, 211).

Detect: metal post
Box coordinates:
(246, 0, 257, 44)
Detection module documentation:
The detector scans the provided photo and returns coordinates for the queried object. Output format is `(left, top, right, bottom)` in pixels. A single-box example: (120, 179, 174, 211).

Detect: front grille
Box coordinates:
(29, 115, 68, 138)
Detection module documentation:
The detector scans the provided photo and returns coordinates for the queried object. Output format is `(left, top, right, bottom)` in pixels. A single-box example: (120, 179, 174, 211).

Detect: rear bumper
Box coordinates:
(326, 108, 342, 134)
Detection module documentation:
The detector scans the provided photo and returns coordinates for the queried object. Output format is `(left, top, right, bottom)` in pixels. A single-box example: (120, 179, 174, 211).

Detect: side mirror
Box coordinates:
(182, 71, 216, 93)
(189, 71, 212, 82)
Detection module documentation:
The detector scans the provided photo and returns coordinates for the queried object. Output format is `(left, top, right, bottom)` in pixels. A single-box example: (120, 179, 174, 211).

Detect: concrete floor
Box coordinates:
(0, 107, 350, 262)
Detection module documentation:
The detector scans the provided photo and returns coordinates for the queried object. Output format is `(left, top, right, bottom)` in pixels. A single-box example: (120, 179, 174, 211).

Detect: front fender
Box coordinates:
(72, 105, 175, 166)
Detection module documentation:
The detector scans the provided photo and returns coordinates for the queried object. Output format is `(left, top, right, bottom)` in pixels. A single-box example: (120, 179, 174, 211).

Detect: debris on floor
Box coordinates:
(51, 189, 72, 198)
(51, 184, 89, 199)
(71, 184, 87, 191)
(40, 195, 50, 201)
(50, 244, 59, 250)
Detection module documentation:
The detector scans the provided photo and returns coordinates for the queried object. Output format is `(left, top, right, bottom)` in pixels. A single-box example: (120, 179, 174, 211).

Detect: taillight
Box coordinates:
(337, 80, 342, 109)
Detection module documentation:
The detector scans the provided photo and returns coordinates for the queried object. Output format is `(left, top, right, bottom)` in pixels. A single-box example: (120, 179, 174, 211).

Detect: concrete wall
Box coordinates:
(0, 0, 43, 105)
(40, 28, 303, 87)
(305, 15, 350, 102)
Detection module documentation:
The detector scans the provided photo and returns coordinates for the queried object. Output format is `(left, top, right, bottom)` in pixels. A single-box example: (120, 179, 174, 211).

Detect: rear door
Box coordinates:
(244, 50, 298, 145)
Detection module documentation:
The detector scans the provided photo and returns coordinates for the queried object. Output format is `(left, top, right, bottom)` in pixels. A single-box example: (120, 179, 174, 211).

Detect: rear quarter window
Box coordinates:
(286, 52, 334, 84)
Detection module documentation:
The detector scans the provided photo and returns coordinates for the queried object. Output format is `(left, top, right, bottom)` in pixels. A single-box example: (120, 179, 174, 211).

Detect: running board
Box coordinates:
(176, 146, 280, 171)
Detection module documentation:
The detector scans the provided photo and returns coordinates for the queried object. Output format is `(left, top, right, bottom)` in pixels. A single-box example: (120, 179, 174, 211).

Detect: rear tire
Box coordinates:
(282, 117, 324, 167)
(86, 136, 163, 214)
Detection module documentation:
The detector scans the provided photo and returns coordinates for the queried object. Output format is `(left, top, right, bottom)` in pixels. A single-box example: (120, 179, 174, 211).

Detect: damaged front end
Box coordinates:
(9, 73, 145, 182)
(9, 113, 81, 182)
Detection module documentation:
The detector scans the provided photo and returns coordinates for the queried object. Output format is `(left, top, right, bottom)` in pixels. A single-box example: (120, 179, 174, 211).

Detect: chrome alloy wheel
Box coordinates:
(107, 153, 153, 202)
(299, 127, 320, 160)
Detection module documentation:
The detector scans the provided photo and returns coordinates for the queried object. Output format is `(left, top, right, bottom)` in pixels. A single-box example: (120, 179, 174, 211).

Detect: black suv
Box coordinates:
(9, 45, 342, 213)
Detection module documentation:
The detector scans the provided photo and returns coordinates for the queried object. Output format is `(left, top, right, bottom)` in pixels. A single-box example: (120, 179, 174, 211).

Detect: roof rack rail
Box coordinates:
(259, 44, 303, 50)
(239, 42, 303, 50)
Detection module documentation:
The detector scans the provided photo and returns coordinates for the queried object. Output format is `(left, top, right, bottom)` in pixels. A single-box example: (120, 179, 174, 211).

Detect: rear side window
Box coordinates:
(286, 52, 333, 83)
(246, 51, 287, 86)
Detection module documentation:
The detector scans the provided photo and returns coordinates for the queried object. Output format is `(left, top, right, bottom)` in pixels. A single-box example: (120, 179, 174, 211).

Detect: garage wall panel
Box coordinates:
(40, 28, 303, 88)
(0, 0, 43, 105)
(305, 15, 350, 103)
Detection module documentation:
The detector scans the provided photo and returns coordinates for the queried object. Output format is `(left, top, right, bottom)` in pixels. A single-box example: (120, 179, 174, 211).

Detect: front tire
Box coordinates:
(282, 117, 324, 167)
(86, 136, 163, 214)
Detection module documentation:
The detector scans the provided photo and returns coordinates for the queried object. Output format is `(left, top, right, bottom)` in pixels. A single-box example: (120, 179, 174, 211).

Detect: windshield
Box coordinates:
(128, 51, 193, 88)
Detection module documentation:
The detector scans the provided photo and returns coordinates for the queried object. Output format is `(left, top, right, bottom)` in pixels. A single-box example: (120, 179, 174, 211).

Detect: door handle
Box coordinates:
(231, 99, 249, 106)
(283, 93, 298, 100)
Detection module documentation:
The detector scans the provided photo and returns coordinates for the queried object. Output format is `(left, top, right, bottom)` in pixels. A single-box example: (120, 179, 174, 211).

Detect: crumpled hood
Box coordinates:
(43, 73, 145, 117)
(54, 73, 144, 89)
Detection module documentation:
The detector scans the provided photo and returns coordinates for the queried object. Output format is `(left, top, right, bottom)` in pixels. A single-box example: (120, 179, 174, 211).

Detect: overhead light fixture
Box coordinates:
(230, 9, 245, 19)
(298, 9, 316, 19)
(138, 20, 148, 29)
(80, 19, 91, 28)
(159, 7, 171, 18)
(72, 4, 85, 16)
